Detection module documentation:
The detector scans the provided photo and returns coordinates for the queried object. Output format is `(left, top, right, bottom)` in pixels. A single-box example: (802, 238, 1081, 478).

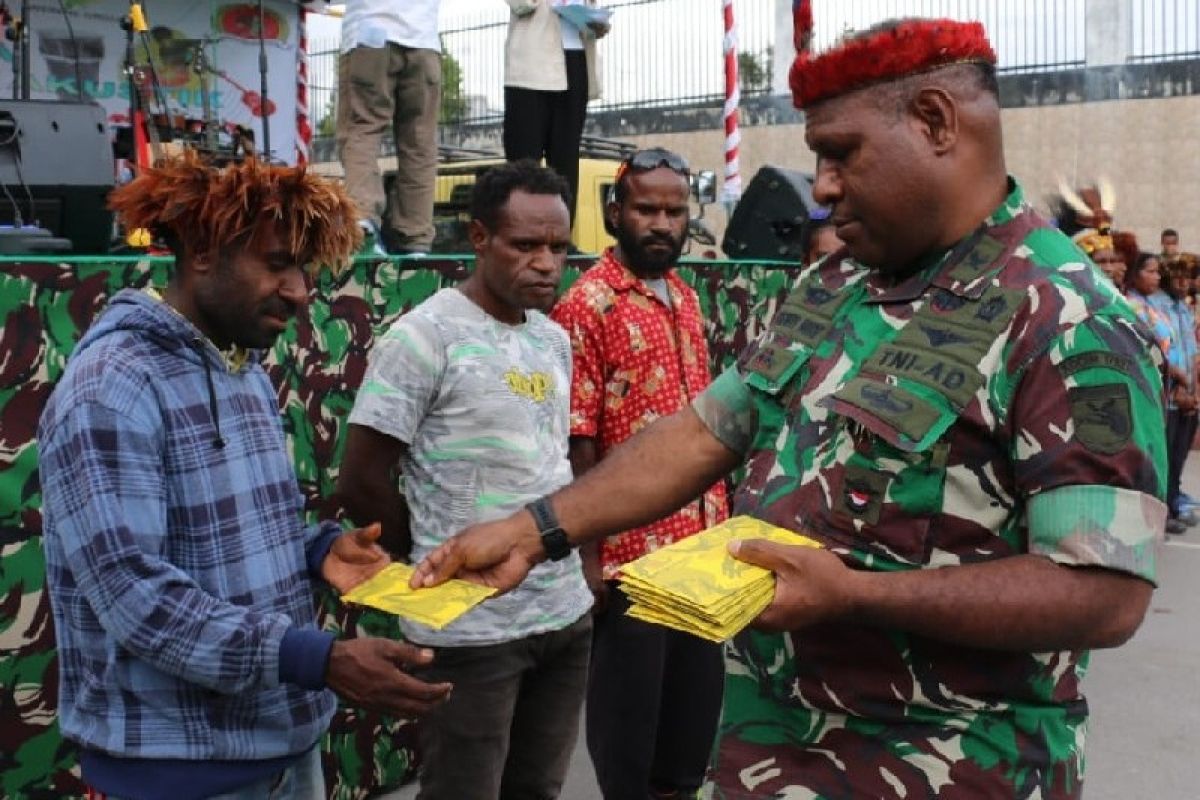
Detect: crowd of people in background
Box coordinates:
(1064, 187, 1200, 535)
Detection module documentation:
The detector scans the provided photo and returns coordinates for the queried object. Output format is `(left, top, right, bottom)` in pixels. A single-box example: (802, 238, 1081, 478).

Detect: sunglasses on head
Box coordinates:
(616, 150, 691, 182)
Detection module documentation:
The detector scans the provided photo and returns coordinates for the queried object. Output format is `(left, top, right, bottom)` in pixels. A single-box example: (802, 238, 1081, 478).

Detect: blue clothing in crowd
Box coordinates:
(38, 289, 341, 800)
(1147, 290, 1198, 407)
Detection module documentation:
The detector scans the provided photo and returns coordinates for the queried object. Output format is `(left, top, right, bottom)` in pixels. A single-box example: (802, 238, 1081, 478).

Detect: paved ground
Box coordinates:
(1083, 454, 1200, 799)
(384, 459, 1200, 800)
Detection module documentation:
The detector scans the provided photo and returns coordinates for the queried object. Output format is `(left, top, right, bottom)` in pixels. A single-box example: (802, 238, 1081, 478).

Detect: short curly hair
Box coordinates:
(470, 160, 571, 233)
(107, 151, 363, 274)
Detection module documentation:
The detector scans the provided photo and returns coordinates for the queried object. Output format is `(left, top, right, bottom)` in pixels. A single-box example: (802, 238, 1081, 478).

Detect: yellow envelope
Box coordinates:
(621, 516, 819, 604)
(618, 516, 820, 641)
(341, 563, 496, 629)
(627, 595, 773, 643)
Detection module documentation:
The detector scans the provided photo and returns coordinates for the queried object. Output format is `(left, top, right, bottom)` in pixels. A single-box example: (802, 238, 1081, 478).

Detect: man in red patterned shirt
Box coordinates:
(550, 147, 729, 800)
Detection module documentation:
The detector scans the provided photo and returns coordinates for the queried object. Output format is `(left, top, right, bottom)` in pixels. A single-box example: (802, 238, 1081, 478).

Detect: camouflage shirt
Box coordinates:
(693, 180, 1167, 799)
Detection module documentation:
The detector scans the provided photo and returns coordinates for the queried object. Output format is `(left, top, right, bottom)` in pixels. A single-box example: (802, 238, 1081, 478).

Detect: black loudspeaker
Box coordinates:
(722, 165, 815, 261)
(0, 100, 114, 253)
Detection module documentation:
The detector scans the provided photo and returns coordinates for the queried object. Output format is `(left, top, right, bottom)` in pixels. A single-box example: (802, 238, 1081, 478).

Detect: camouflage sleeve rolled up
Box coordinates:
(1002, 313, 1168, 583)
(692, 366, 760, 456)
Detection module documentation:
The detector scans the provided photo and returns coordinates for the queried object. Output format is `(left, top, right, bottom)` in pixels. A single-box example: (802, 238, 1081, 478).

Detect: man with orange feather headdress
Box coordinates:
(38, 154, 452, 800)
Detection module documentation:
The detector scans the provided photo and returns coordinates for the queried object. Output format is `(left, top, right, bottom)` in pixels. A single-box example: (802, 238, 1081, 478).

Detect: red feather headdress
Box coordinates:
(789, 17, 997, 109)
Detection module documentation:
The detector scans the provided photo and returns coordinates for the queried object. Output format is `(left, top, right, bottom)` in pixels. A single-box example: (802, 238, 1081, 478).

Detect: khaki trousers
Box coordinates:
(336, 43, 440, 249)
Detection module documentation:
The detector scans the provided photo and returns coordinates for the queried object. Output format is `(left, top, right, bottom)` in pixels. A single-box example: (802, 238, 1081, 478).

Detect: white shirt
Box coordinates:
(340, 0, 440, 53)
(348, 289, 592, 646)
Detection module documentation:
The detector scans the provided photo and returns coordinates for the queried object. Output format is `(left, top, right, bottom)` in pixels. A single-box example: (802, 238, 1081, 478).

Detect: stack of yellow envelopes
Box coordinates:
(341, 563, 496, 629)
(618, 516, 821, 642)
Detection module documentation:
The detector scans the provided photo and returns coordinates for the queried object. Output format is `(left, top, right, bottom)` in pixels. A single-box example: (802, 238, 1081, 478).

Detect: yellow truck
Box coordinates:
(385, 137, 716, 254)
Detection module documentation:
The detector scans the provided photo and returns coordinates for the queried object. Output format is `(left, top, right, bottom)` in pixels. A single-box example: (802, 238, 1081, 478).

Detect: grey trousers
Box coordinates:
(336, 43, 440, 249)
(415, 614, 592, 800)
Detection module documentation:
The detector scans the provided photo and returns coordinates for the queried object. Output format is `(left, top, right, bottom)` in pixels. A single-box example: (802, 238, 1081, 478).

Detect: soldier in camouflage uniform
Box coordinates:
(409, 17, 1167, 800)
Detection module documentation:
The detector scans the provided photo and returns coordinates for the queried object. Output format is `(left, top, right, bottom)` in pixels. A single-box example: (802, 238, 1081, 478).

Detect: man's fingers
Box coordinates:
(411, 542, 460, 588)
(354, 522, 382, 546)
(335, 523, 386, 566)
(382, 641, 436, 669)
(728, 538, 788, 570)
(393, 671, 453, 702)
(386, 677, 453, 716)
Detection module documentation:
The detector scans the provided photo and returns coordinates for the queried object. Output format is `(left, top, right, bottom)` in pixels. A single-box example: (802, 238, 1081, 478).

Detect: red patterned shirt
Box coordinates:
(551, 249, 729, 577)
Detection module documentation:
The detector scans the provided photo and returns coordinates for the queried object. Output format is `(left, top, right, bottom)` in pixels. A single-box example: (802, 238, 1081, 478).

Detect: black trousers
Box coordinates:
(415, 616, 592, 800)
(503, 50, 589, 222)
(586, 584, 725, 799)
(1166, 407, 1197, 516)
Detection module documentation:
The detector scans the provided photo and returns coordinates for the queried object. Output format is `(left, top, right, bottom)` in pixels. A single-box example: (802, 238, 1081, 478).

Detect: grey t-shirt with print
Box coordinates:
(349, 288, 592, 646)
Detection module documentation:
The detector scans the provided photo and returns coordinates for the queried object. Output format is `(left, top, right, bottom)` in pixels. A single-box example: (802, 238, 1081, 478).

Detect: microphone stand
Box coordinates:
(255, 0, 270, 160)
(16, 0, 29, 98)
(8, 11, 18, 100)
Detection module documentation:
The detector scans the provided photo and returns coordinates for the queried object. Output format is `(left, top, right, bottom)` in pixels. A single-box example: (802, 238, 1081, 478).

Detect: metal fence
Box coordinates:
(305, 0, 1198, 132)
(435, 0, 777, 124)
(1130, 0, 1200, 63)
(812, 0, 1086, 75)
(309, 40, 339, 141)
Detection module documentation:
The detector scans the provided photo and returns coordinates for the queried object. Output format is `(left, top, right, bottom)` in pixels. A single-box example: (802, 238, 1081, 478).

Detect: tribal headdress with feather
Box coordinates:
(1053, 177, 1129, 257)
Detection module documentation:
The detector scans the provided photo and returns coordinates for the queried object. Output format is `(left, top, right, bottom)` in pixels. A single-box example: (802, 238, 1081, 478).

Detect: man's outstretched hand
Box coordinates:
(410, 516, 544, 593)
(325, 638, 451, 717)
(322, 522, 390, 593)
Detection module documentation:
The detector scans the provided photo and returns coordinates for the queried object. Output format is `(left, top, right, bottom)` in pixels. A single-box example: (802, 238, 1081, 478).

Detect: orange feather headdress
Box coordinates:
(108, 151, 363, 275)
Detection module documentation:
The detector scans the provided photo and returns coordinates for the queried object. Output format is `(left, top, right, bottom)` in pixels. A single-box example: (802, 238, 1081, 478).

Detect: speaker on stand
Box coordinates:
(722, 165, 818, 262)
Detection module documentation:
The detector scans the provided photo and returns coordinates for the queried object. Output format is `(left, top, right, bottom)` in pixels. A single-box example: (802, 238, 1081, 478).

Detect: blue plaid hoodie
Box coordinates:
(39, 289, 340, 780)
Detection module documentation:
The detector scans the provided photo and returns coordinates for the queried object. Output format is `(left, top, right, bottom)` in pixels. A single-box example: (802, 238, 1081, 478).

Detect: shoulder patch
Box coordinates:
(1059, 351, 1134, 377)
(1068, 383, 1132, 455)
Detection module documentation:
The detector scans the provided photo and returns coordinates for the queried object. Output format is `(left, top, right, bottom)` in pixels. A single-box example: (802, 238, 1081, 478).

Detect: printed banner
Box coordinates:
(0, 0, 300, 162)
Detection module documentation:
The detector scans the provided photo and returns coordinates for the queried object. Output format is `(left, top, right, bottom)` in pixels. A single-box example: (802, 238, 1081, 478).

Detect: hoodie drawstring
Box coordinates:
(192, 338, 226, 449)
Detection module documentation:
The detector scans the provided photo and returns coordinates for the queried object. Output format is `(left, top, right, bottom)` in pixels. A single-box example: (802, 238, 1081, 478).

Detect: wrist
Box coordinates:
(839, 566, 881, 625)
(280, 627, 336, 690)
(524, 496, 575, 562)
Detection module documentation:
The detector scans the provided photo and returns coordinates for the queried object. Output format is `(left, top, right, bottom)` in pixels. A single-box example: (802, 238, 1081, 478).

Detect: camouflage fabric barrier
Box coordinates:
(0, 254, 796, 799)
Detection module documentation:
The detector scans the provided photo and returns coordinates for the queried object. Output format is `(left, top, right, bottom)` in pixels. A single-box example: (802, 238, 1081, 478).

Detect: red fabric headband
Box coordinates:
(789, 18, 997, 109)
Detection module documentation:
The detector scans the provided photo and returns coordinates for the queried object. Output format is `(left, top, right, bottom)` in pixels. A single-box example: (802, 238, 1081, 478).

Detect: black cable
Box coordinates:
(138, 30, 171, 124)
(134, 0, 174, 136)
(256, 0, 270, 160)
(10, 130, 36, 226)
(17, 0, 27, 98)
(52, 0, 84, 101)
(0, 115, 26, 226)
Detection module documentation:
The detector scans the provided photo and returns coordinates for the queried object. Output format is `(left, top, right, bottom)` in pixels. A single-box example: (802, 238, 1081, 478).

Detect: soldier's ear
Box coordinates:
(911, 86, 959, 156)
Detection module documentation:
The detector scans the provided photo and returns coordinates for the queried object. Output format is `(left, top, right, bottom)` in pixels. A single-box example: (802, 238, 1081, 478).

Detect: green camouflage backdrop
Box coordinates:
(0, 254, 796, 799)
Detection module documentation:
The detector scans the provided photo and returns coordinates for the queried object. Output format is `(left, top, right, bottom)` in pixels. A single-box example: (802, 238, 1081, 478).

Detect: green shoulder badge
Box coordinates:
(1068, 384, 1133, 455)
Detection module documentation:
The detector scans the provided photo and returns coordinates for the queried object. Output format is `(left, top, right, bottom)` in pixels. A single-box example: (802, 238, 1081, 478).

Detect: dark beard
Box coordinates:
(615, 225, 685, 276)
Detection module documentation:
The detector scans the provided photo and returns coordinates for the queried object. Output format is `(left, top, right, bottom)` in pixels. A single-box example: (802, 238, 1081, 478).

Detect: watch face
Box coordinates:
(542, 528, 571, 561)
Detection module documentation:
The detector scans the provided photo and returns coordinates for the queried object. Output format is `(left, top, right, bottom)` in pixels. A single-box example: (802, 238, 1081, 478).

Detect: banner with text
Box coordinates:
(0, 0, 300, 162)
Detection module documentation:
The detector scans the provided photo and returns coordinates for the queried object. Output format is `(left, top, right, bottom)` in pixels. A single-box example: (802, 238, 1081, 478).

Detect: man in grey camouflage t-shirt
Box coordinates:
(338, 161, 591, 799)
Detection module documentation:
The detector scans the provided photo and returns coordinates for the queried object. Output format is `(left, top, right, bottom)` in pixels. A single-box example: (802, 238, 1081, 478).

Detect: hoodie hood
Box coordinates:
(77, 288, 258, 371)
(79, 288, 262, 449)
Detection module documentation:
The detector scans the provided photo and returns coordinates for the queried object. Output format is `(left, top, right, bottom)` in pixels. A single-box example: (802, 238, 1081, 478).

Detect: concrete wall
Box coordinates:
(620, 93, 1200, 256)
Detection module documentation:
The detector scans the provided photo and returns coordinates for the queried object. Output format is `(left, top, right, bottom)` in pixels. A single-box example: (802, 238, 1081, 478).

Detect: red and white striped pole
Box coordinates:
(295, 8, 312, 164)
(721, 0, 742, 209)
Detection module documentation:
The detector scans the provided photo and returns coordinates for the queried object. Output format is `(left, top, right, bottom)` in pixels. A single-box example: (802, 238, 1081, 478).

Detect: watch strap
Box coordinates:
(525, 497, 572, 561)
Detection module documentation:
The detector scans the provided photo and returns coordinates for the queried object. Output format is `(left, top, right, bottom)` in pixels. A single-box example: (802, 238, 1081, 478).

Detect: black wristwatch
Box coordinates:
(525, 497, 574, 561)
